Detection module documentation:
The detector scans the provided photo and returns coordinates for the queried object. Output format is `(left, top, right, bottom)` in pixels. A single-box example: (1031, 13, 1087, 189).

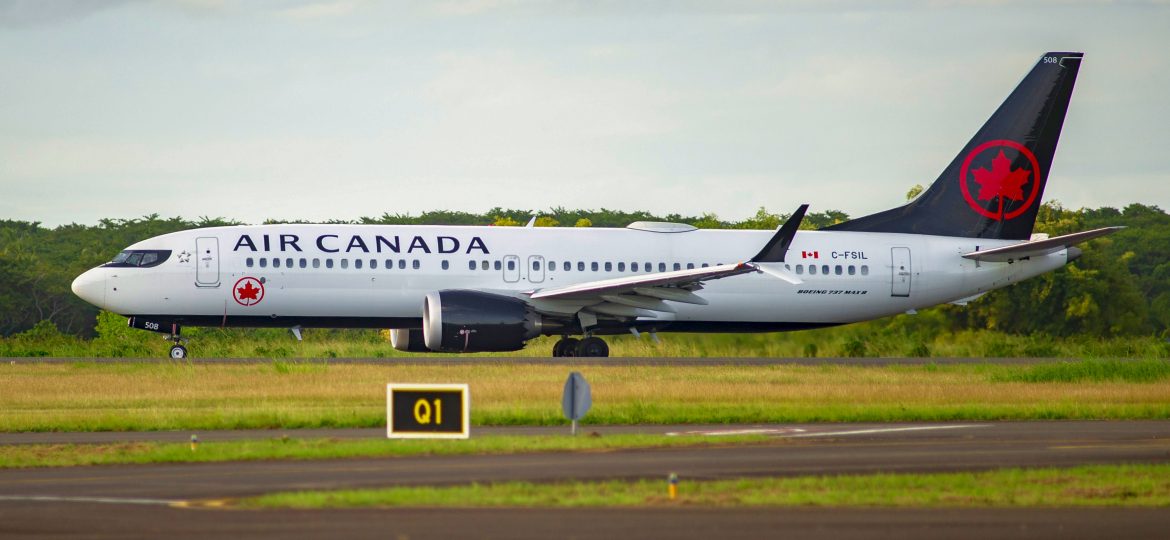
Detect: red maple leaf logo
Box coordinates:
(237, 282, 260, 301)
(971, 150, 1030, 203)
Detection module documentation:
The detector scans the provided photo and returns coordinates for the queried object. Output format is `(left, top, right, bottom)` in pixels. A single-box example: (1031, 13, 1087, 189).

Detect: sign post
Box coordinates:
(561, 372, 592, 436)
(386, 383, 470, 439)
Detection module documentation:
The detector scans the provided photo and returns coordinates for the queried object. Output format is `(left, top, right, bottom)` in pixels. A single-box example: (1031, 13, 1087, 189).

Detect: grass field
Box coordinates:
(0, 434, 769, 469)
(5, 312, 1169, 359)
(240, 464, 1170, 509)
(2, 360, 1168, 431)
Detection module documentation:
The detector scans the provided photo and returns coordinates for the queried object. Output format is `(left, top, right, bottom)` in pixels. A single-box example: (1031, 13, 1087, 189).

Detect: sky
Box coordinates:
(1, 0, 1168, 227)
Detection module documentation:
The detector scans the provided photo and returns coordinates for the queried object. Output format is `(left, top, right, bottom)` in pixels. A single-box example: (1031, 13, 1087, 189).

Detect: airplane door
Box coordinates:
(503, 255, 520, 283)
(528, 255, 545, 283)
(195, 237, 220, 287)
(891, 247, 911, 297)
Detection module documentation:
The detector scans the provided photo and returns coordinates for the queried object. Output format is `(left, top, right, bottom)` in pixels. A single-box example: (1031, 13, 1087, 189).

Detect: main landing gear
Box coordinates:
(552, 336, 609, 358)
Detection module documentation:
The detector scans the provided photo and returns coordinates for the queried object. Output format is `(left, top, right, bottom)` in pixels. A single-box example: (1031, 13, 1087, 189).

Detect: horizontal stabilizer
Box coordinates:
(962, 227, 1123, 262)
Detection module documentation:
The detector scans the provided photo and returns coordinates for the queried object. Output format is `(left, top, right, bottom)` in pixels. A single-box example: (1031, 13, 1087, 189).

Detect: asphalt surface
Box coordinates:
(2, 421, 1169, 538)
(3, 356, 1071, 366)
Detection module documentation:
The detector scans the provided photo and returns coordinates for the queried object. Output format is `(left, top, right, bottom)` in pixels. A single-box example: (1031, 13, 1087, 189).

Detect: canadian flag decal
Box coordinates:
(801, 251, 819, 259)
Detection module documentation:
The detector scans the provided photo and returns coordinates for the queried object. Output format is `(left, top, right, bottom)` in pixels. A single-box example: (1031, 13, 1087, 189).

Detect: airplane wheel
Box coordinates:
(575, 337, 608, 358)
(169, 345, 188, 360)
(553, 338, 580, 357)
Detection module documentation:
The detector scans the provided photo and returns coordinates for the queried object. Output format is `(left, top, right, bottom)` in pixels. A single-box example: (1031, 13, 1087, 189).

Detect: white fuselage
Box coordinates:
(71, 224, 1070, 331)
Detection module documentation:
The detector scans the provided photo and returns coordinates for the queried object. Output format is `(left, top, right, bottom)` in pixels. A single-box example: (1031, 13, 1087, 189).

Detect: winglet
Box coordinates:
(751, 205, 808, 263)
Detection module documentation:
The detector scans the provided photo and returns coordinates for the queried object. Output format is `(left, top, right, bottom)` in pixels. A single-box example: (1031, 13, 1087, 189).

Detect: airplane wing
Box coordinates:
(962, 226, 1123, 262)
(525, 205, 808, 318)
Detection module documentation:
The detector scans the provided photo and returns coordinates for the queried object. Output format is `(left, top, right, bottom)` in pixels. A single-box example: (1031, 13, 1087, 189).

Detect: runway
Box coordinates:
(1, 421, 1168, 538)
(3, 356, 1070, 366)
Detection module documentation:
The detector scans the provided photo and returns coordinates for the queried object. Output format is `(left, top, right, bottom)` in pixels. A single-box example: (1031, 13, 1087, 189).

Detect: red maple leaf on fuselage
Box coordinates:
(237, 282, 260, 301)
(971, 150, 1030, 203)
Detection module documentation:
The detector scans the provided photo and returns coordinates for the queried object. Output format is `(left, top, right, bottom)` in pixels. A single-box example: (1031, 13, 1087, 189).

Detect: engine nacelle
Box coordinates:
(389, 329, 429, 352)
(423, 290, 541, 352)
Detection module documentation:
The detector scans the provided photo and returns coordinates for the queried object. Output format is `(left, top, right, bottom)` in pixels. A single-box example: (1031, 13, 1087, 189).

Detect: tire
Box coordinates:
(575, 337, 608, 358)
(169, 345, 188, 360)
(559, 338, 580, 357)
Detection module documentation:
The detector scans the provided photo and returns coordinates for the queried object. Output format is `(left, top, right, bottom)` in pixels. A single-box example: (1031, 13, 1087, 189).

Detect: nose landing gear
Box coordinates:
(165, 330, 189, 360)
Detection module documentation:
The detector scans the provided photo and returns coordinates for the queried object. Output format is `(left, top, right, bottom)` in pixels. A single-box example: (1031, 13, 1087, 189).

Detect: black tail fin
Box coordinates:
(825, 52, 1082, 240)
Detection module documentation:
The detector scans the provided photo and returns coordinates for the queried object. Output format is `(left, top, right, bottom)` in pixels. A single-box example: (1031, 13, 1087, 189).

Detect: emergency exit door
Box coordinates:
(195, 237, 220, 287)
(502, 255, 520, 283)
(891, 247, 911, 297)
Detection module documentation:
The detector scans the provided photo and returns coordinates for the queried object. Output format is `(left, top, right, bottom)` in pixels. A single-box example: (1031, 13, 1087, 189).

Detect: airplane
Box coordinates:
(72, 51, 1120, 359)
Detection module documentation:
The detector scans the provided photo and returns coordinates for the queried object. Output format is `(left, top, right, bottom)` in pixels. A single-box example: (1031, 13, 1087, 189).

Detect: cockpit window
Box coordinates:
(103, 250, 171, 268)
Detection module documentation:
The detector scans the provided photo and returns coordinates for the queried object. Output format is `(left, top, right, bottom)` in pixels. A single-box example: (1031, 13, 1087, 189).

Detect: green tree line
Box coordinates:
(0, 203, 1166, 340)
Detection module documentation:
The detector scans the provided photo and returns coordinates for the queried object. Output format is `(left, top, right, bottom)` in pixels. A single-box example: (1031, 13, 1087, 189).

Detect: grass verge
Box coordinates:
(0, 434, 768, 469)
(240, 464, 1170, 509)
(2, 361, 1169, 431)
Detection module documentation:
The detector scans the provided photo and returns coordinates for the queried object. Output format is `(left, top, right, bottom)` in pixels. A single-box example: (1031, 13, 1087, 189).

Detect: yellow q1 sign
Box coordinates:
(413, 398, 442, 425)
(387, 383, 469, 439)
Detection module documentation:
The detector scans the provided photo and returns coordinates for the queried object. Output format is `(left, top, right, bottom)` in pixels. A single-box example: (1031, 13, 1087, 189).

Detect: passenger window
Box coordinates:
(532, 260, 541, 271)
(548, 261, 555, 271)
(591, 262, 599, 271)
(300, 258, 307, 269)
(469, 260, 477, 270)
(631, 262, 638, 272)
(686, 263, 694, 270)
(579, 262, 586, 271)
(286, 258, 293, 268)
(848, 265, 856, 275)
(370, 259, 377, 269)
(784, 264, 791, 271)
(618, 262, 625, 272)
(659, 263, 666, 272)
(340, 259, 349, 269)
(796, 264, 804, 275)
(313, 258, 321, 268)
(412, 260, 420, 270)
(326, 259, 334, 269)
(605, 262, 613, 272)
(482, 260, 489, 270)
(861, 265, 869, 276)
(645, 262, 652, 272)
(507, 260, 516, 271)
(246, 258, 254, 268)
(564, 261, 571, 271)
(821, 265, 829, 275)
(835, 265, 842, 275)
(355, 259, 363, 269)
(399, 260, 407, 270)
(385, 259, 392, 269)
(494, 260, 501, 271)
(702, 263, 709, 268)
(442, 260, 449, 270)
(273, 258, 281, 268)
(674, 263, 681, 271)
(809, 265, 817, 275)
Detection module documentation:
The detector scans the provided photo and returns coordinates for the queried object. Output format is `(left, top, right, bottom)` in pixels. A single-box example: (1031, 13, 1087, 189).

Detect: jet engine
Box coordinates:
(389, 329, 429, 352)
(422, 290, 542, 352)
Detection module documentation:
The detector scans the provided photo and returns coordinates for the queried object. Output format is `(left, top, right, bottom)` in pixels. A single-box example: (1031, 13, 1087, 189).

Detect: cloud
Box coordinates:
(0, 0, 138, 28)
(278, 0, 365, 20)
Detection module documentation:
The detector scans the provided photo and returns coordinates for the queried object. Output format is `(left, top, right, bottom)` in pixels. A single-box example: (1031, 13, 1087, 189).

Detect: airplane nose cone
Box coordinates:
(71, 269, 106, 307)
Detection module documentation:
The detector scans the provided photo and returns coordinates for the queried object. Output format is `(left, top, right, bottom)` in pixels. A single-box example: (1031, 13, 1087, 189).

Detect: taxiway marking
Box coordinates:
(788, 425, 991, 438)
